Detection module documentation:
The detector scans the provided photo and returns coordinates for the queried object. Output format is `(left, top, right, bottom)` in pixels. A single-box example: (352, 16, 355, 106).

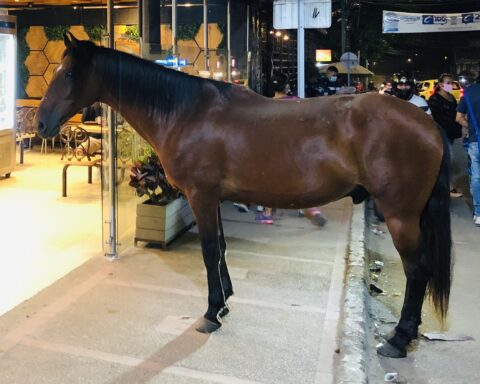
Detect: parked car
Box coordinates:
(416, 79, 463, 102)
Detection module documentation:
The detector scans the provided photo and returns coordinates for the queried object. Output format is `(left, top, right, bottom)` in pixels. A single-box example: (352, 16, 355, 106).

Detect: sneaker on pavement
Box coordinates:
(233, 203, 249, 213)
(475, 216, 480, 227)
(313, 213, 328, 226)
(255, 213, 273, 224)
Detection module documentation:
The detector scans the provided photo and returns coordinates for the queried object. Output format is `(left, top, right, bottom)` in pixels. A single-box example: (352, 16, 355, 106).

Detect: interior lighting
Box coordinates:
(269, 30, 274, 34)
(275, 31, 282, 37)
(283, 35, 289, 41)
(407, 58, 412, 63)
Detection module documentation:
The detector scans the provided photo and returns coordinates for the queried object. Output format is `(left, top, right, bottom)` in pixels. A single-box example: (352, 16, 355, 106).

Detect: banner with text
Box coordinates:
(383, 10, 480, 33)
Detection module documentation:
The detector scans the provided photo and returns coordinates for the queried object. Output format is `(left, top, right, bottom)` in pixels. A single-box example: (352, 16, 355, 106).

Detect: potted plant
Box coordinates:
(129, 149, 195, 249)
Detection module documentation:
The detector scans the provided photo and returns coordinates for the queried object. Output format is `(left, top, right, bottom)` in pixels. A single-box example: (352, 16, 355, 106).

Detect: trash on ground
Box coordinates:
(375, 260, 385, 267)
(384, 372, 407, 383)
(422, 332, 474, 341)
(384, 372, 398, 382)
(370, 284, 384, 294)
(372, 227, 386, 235)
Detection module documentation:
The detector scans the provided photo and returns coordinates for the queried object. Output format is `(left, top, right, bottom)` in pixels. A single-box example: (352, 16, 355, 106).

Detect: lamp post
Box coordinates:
(204, 0, 209, 71)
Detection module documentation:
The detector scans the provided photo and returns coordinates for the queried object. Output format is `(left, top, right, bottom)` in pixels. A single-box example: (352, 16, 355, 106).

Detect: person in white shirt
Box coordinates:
(394, 76, 432, 115)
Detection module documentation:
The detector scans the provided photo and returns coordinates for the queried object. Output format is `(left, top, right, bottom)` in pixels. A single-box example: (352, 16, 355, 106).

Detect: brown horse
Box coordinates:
(35, 34, 452, 358)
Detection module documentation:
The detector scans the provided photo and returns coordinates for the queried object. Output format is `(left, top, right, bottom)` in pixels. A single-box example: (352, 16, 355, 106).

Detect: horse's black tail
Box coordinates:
(420, 131, 452, 321)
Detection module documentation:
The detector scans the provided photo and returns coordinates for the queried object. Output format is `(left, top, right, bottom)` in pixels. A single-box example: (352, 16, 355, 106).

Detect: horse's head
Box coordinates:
(35, 33, 100, 138)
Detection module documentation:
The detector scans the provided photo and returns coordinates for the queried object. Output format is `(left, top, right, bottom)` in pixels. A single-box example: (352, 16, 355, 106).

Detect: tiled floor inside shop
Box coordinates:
(0, 148, 102, 316)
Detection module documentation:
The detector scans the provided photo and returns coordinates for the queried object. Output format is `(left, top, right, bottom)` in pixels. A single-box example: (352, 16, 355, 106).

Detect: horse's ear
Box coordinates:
(63, 32, 79, 50)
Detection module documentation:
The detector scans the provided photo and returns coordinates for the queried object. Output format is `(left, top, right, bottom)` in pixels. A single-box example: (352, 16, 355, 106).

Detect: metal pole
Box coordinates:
(204, 0, 209, 71)
(227, 0, 231, 82)
(246, 4, 250, 87)
(341, 0, 346, 54)
(297, 0, 305, 98)
(172, 0, 177, 56)
(106, 0, 118, 260)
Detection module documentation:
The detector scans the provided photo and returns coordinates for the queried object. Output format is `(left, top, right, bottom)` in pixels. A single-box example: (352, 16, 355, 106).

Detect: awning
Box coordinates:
(318, 62, 374, 75)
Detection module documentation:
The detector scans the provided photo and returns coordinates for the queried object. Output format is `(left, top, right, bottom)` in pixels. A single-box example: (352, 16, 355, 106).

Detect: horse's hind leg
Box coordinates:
(187, 193, 227, 333)
(217, 204, 233, 318)
(377, 215, 428, 358)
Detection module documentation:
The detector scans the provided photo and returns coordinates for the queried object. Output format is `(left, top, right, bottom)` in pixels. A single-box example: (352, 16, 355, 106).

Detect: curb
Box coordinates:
(336, 204, 368, 384)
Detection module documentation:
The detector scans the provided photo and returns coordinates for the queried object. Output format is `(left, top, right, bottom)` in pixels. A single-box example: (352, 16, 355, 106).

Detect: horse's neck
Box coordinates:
(95, 51, 174, 147)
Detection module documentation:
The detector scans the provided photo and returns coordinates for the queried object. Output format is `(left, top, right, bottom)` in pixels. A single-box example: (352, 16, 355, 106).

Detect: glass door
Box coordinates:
(0, 16, 16, 178)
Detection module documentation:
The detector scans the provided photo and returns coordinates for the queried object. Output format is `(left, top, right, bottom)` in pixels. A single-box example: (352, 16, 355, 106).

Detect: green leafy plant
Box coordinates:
(85, 25, 105, 41)
(129, 148, 181, 205)
(17, 27, 30, 98)
(44, 25, 70, 41)
(125, 25, 140, 40)
(177, 23, 200, 41)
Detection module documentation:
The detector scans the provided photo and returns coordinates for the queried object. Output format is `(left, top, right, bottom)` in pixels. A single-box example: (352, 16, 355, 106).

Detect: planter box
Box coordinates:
(134, 197, 195, 249)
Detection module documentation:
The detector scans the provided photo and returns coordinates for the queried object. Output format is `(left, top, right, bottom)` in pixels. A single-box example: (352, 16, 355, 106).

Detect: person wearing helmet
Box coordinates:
(394, 75, 431, 115)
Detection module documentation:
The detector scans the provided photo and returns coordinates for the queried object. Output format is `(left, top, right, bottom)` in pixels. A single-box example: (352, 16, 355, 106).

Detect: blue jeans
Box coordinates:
(468, 141, 480, 216)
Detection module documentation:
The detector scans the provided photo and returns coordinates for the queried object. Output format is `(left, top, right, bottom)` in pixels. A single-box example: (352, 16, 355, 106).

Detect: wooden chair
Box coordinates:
(59, 126, 101, 197)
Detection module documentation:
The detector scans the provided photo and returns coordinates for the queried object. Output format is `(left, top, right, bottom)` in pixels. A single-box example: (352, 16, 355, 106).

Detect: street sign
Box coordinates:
(273, 0, 332, 29)
(155, 56, 188, 68)
(340, 52, 358, 69)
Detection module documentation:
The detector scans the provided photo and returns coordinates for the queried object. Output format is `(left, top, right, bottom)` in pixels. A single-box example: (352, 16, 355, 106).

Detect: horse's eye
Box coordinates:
(65, 71, 73, 79)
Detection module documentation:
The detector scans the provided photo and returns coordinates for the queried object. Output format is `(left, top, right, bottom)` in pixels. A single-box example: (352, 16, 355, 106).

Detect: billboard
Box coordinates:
(316, 49, 332, 62)
(383, 10, 480, 33)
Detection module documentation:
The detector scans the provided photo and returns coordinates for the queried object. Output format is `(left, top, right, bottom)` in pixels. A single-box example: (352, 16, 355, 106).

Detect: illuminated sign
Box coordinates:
(156, 56, 188, 67)
(316, 49, 332, 62)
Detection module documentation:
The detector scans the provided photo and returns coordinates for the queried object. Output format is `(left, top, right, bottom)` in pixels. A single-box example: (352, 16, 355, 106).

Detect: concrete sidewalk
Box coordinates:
(365, 196, 480, 383)
(0, 200, 352, 384)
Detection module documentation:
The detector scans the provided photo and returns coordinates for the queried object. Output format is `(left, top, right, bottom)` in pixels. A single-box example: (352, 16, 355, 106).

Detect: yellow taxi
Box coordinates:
(416, 79, 463, 102)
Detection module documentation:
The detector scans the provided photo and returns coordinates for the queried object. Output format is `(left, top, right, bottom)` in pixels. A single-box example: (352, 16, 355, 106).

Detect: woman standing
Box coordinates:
(428, 73, 463, 196)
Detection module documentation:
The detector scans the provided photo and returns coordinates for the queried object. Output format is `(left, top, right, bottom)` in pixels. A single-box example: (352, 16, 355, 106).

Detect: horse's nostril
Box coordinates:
(38, 121, 45, 133)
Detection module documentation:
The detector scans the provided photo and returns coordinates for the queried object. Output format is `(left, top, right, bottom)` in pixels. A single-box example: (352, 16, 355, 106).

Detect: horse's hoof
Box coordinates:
(377, 342, 407, 358)
(218, 304, 230, 318)
(195, 317, 222, 334)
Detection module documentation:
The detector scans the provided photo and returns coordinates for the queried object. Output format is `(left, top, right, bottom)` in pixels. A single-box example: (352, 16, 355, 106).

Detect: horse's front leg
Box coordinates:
(217, 204, 233, 318)
(187, 193, 227, 333)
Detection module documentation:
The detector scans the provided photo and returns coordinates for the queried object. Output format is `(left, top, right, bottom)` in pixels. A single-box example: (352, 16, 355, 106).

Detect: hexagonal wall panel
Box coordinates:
(44, 41, 65, 64)
(69, 26, 89, 41)
(44, 63, 59, 84)
(195, 24, 223, 50)
(25, 51, 49, 76)
(26, 76, 48, 99)
(26, 27, 48, 50)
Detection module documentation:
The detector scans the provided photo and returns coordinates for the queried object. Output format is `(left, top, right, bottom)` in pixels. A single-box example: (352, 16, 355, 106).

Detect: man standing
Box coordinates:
(456, 76, 480, 227)
(315, 66, 341, 96)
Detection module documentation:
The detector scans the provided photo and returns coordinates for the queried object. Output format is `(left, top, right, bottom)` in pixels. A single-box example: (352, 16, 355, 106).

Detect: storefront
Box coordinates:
(0, 0, 256, 315)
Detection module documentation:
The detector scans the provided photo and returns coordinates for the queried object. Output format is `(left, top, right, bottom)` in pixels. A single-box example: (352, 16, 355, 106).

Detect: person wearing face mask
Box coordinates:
(394, 75, 431, 115)
(315, 66, 341, 96)
(428, 73, 461, 144)
(428, 73, 463, 197)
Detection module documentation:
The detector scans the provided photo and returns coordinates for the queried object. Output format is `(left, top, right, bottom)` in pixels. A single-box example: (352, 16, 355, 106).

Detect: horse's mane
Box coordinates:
(75, 40, 232, 121)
